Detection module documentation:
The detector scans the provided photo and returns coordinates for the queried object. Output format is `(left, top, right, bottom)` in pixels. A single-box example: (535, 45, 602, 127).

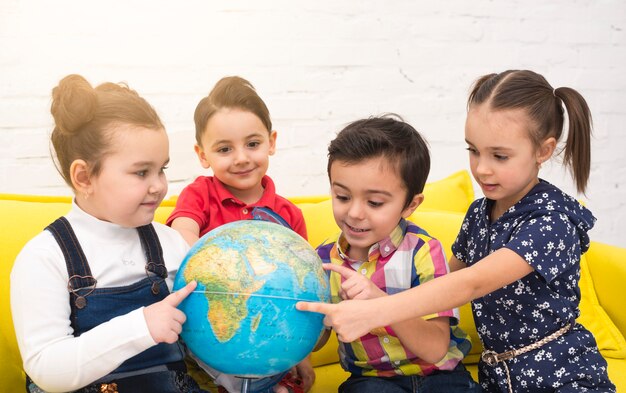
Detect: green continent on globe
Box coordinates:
(183, 243, 266, 342)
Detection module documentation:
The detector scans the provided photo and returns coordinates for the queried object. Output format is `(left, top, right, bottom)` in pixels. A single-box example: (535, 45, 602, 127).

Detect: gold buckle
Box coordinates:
(99, 382, 118, 393)
(482, 349, 516, 366)
(497, 350, 516, 361)
(481, 350, 498, 366)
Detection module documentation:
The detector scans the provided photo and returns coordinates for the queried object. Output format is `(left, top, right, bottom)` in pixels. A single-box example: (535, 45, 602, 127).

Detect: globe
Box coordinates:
(173, 220, 331, 378)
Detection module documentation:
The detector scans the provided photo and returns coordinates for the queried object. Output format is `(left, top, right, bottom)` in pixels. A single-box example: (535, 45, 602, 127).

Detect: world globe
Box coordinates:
(173, 219, 331, 378)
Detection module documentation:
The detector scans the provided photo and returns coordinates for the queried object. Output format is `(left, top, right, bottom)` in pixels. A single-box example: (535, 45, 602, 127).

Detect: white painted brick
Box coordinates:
(0, 0, 624, 247)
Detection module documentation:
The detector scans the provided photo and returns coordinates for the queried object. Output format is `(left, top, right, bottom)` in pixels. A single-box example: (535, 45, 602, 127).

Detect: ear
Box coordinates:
(268, 130, 277, 156)
(537, 137, 557, 166)
(401, 193, 424, 219)
(194, 144, 211, 169)
(70, 159, 92, 196)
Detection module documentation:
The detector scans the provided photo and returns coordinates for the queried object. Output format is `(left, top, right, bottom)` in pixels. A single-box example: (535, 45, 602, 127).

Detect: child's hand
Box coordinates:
(293, 356, 315, 392)
(143, 280, 197, 344)
(295, 299, 375, 343)
(324, 263, 386, 300)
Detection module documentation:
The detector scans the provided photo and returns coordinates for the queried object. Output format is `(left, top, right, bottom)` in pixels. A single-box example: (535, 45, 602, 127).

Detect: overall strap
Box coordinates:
(137, 224, 168, 295)
(46, 217, 97, 309)
(137, 224, 167, 279)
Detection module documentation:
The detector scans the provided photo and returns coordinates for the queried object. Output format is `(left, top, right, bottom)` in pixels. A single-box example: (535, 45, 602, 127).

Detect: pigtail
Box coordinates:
(554, 87, 592, 194)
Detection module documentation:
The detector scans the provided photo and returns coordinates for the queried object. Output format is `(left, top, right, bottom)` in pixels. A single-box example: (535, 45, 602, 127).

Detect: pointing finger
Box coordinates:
(323, 263, 358, 279)
(167, 280, 197, 306)
(296, 301, 335, 315)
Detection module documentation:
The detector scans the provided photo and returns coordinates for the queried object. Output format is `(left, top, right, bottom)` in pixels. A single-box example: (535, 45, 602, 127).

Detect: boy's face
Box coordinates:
(329, 156, 422, 261)
(195, 108, 276, 203)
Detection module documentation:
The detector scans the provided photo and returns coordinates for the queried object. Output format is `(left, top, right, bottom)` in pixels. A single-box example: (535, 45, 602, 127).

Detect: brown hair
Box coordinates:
(50, 74, 164, 189)
(327, 115, 430, 209)
(467, 70, 592, 193)
(193, 76, 272, 144)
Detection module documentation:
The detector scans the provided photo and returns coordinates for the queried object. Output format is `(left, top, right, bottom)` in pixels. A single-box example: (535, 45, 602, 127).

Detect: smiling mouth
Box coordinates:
(346, 223, 368, 233)
(232, 169, 254, 175)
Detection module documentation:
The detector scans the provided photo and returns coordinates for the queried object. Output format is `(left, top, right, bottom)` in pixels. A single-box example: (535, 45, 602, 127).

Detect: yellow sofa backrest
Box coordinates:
(3, 170, 624, 390)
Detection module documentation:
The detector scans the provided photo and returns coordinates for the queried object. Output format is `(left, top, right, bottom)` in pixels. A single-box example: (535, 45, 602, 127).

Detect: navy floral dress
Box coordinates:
(452, 180, 615, 392)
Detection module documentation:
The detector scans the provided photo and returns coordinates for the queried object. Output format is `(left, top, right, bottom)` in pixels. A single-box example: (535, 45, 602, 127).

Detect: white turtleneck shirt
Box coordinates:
(10, 202, 190, 392)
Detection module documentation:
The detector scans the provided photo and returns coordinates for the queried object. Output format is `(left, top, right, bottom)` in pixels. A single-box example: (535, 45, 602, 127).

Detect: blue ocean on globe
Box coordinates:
(173, 220, 331, 378)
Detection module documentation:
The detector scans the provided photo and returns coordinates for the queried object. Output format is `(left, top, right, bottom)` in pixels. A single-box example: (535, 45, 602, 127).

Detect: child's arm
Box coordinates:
(298, 247, 533, 343)
(293, 356, 315, 392)
(323, 263, 450, 363)
(170, 217, 201, 246)
(391, 317, 451, 364)
(448, 255, 466, 272)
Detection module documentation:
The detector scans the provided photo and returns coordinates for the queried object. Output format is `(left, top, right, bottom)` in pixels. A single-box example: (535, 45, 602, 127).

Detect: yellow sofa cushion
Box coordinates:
(577, 255, 626, 358)
(0, 197, 74, 390)
(420, 170, 474, 213)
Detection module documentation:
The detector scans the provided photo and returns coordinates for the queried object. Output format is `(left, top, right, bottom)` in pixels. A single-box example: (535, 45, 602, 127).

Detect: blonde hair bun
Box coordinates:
(51, 74, 97, 135)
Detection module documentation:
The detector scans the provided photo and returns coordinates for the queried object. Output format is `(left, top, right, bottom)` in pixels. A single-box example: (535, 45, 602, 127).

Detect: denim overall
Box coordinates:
(26, 217, 205, 393)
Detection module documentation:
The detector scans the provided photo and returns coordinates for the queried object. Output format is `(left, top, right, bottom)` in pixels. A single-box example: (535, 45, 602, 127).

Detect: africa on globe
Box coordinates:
(173, 220, 331, 377)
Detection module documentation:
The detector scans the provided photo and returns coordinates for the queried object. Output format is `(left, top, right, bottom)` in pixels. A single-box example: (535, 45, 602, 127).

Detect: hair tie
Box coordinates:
(553, 87, 558, 98)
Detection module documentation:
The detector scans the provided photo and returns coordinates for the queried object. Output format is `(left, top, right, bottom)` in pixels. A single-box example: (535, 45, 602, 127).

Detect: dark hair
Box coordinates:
(50, 74, 163, 189)
(327, 115, 430, 208)
(194, 76, 271, 144)
(468, 70, 592, 193)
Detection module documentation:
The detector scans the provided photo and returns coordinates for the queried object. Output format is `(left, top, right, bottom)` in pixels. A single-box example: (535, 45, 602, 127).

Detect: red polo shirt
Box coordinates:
(166, 175, 307, 240)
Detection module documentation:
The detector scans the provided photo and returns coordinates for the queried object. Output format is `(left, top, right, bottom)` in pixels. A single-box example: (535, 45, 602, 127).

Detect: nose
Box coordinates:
(149, 173, 168, 196)
(474, 156, 491, 177)
(347, 200, 365, 220)
(233, 148, 250, 165)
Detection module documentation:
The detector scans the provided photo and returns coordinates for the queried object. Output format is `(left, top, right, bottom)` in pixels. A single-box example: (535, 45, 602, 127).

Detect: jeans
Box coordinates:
(339, 363, 482, 393)
(245, 371, 289, 393)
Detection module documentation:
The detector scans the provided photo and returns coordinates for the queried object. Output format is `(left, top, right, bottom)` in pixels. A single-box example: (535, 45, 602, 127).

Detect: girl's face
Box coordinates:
(465, 104, 544, 218)
(329, 156, 421, 262)
(195, 107, 276, 204)
(80, 125, 169, 228)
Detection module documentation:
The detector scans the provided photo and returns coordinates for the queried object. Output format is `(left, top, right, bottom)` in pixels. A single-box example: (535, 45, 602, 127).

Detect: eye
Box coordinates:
(160, 166, 168, 173)
(368, 201, 384, 208)
(136, 170, 147, 177)
(216, 146, 231, 154)
(247, 140, 261, 148)
(494, 154, 508, 161)
(334, 194, 349, 202)
(465, 147, 477, 155)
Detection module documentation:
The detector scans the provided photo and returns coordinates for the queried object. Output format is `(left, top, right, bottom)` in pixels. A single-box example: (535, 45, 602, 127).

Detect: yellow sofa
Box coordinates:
(1, 170, 625, 392)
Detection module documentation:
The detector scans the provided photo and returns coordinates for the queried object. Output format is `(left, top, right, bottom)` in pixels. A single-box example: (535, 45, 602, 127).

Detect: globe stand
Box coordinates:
(240, 377, 250, 393)
(237, 376, 255, 393)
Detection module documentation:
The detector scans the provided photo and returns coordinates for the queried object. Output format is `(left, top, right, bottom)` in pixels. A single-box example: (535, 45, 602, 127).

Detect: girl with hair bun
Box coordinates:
(11, 74, 208, 392)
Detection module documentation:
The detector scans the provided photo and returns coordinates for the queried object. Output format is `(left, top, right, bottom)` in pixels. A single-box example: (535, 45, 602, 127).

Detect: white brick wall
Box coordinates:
(1, 0, 624, 247)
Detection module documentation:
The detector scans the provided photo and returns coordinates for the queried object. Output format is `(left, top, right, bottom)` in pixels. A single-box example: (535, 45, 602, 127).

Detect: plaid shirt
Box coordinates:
(316, 219, 471, 377)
